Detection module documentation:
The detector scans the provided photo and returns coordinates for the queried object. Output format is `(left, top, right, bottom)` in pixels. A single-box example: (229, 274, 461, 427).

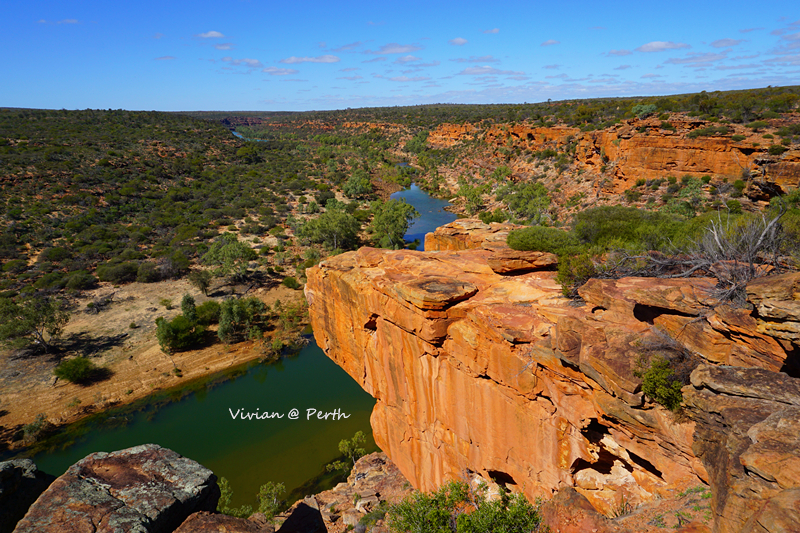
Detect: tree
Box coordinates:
(188, 270, 213, 296)
(296, 202, 360, 251)
(257, 481, 286, 521)
(343, 169, 372, 198)
(155, 315, 205, 353)
(369, 199, 419, 249)
(0, 294, 70, 351)
(326, 430, 367, 474)
(181, 293, 198, 324)
(202, 233, 258, 282)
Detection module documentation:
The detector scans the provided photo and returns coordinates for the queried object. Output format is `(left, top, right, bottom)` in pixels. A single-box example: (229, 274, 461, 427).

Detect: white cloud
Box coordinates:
(333, 41, 365, 52)
(197, 31, 224, 38)
(389, 76, 430, 82)
(740, 27, 763, 33)
(57, 19, 79, 24)
(635, 41, 690, 53)
(339, 67, 360, 72)
(614, 64, 632, 70)
(263, 67, 299, 75)
(362, 57, 387, 63)
(155, 56, 176, 61)
(337, 75, 363, 80)
(215, 43, 234, 50)
(664, 52, 727, 67)
(280, 55, 340, 64)
(458, 66, 524, 76)
(607, 49, 632, 56)
(451, 55, 500, 63)
(711, 38, 744, 48)
(395, 55, 422, 64)
(484, 28, 499, 34)
(641, 73, 663, 78)
(449, 37, 468, 46)
(153, 33, 164, 39)
(365, 43, 422, 54)
(222, 57, 264, 68)
(541, 39, 560, 46)
(543, 64, 560, 69)
(715, 63, 762, 70)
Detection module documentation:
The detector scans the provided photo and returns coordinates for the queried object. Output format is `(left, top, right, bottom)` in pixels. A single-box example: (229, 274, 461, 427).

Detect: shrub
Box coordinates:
(731, 134, 746, 142)
(507, 226, 580, 256)
(96, 261, 139, 284)
(387, 480, 543, 533)
(281, 276, 301, 290)
(556, 253, 597, 297)
(54, 357, 98, 384)
(196, 300, 221, 325)
(65, 270, 97, 291)
(155, 315, 205, 353)
(635, 355, 683, 411)
(136, 262, 160, 283)
(768, 144, 788, 156)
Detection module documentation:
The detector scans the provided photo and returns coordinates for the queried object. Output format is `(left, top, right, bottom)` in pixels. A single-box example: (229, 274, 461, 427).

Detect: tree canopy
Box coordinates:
(0, 294, 70, 351)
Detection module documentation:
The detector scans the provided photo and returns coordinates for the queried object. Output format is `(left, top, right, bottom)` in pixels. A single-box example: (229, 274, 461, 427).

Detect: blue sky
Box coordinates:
(3, 0, 799, 111)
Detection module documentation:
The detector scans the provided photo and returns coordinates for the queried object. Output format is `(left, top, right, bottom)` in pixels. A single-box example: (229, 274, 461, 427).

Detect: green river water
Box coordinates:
(9, 183, 455, 509)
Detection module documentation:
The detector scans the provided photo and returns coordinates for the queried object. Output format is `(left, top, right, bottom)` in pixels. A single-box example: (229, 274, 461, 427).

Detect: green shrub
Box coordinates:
(196, 300, 221, 325)
(572, 205, 685, 251)
(768, 144, 788, 156)
(387, 480, 543, 533)
(136, 262, 160, 283)
(96, 261, 139, 284)
(507, 226, 580, 256)
(54, 357, 98, 383)
(556, 253, 597, 297)
(635, 355, 683, 411)
(65, 270, 97, 291)
(281, 276, 301, 290)
(731, 134, 746, 142)
(155, 315, 205, 353)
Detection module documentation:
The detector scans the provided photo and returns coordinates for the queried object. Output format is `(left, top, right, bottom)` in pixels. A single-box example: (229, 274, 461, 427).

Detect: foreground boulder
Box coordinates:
(13, 444, 219, 533)
(0, 459, 53, 533)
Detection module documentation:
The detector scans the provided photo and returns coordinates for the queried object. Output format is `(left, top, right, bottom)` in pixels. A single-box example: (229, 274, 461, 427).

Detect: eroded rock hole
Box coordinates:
(488, 470, 517, 488)
(570, 448, 620, 476)
(627, 449, 663, 480)
(633, 304, 695, 324)
(364, 315, 378, 331)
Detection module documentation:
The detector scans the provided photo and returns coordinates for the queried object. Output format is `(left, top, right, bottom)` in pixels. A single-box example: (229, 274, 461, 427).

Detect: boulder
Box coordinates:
(0, 459, 53, 533)
(13, 444, 219, 533)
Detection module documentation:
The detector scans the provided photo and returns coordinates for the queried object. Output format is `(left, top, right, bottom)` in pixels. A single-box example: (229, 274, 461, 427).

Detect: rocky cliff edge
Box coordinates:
(305, 219, 800, 532)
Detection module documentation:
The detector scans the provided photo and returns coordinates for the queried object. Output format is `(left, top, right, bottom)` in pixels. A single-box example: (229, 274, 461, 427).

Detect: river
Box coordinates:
(13, 182, 452, 509)
(391, 183, 457, 250)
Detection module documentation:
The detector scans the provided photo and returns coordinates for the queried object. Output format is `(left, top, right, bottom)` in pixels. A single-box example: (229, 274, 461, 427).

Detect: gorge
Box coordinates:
(305, 219, 800, 532)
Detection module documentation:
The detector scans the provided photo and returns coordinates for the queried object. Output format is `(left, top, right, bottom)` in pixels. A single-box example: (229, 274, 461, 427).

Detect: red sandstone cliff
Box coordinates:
(428, 116, 800, 195)
(306, 220, 800, 532)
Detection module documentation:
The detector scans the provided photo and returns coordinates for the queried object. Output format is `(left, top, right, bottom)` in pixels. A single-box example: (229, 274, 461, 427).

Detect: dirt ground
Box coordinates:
(0, 278, 305, 449)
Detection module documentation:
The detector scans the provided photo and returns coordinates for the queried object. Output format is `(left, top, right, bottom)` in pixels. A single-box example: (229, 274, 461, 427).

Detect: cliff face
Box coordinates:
(306, 220, 800, 531)
(428, 118, 800, 194)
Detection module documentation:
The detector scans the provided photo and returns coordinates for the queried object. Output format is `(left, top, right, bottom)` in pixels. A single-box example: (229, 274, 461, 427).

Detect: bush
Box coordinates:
(768, 144, 788, 156)
(54, 357, 98, 383)
(507, 226, 580, 256)
(96, 261, 139, 284)
(556, 253, 597, 297)
(282, 276, 301, 290)
(731, 134, 746, 142)
(387, 480, 543, 533)
(196, 300, 221, 325)
(155, 315, 205, 353)
(65, 270, 97, 291)
(635, 355, 683, 411)
(136, 262, 160, 283)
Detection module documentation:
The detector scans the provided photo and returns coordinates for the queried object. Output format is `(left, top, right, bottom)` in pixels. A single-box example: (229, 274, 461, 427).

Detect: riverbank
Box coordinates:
(0, 278, 306, 450)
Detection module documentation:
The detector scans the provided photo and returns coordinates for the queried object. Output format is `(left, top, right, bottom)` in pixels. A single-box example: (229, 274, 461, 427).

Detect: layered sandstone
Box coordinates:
(306, 219, 800, 531)
(429, 117, 800, 193)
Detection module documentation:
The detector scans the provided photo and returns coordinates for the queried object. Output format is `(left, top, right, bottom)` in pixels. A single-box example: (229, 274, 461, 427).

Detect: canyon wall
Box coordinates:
(306, 220, 800, 531)
(428, 118, 800, 193)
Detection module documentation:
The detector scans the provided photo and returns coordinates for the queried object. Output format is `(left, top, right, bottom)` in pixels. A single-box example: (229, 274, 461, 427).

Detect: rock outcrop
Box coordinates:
(13, 444, 219, 533)
(0, 459, 53, 533)
(428, 118, 800, 193)
(306, 219, 800, 531)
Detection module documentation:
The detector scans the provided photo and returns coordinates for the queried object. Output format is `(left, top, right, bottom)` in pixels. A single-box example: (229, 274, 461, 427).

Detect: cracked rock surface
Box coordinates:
(13, 444, 219, 533)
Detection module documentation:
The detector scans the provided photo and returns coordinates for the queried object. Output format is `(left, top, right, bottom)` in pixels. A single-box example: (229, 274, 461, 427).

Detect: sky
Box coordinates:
(3, 0, 799, 111)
